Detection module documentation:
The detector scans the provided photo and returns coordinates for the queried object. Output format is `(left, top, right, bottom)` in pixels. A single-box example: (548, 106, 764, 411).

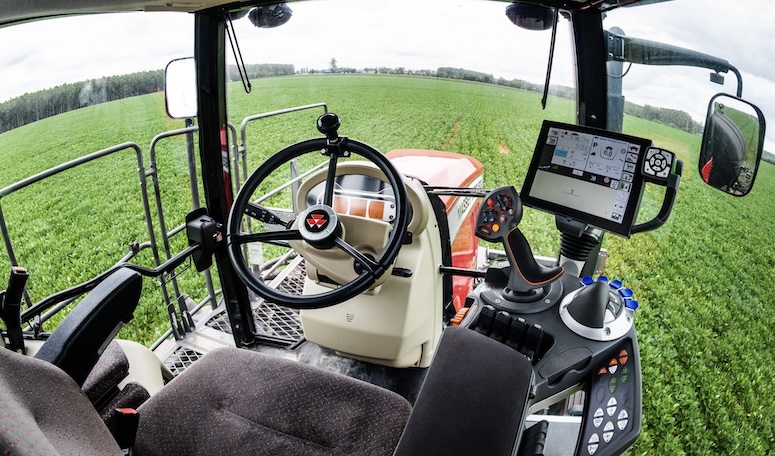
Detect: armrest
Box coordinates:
(394, 326, 534, 456)
(35, 268, 142, 386)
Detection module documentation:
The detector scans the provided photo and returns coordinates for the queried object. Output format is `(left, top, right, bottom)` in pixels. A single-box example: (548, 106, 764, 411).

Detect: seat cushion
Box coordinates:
(0, 347, 123, 456)
(133, 347, 412, 456)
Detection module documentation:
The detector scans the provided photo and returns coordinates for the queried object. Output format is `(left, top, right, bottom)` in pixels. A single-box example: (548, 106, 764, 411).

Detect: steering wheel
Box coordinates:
(226, 113, 410, 309)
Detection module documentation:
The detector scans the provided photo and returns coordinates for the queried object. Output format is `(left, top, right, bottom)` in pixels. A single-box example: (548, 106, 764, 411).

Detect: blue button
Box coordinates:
(581, 276, 595, 286)
(619, 288, 634, 298)
(625, 299, 639, 310)
(610, 280, 623, 289)
(597, 276, 609, 283)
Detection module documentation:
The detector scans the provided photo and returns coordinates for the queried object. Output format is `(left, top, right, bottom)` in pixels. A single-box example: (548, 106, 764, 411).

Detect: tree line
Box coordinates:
(229, 63, 295, 81)
(624, 101, 703, 134)
(2, 62, 701, 137)
(0, 70, 165, 134)
(1, 64, 296, 134)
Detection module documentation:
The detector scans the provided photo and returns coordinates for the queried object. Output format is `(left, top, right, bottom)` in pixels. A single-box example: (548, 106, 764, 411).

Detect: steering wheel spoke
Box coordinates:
(229, 230, 302, 246)
(244, 202, 294, 228)
(322, 152, 339, 206)
(333, 237, 379, 275)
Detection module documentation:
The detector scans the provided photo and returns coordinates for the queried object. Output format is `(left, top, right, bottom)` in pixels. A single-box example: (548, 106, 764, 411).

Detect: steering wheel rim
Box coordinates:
(226, 136, 410, 309)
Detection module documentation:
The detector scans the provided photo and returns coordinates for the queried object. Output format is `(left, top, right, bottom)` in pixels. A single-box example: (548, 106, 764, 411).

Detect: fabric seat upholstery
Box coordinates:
(1, 345, 411, 456)
(0, 347, 123, 455)
(133, 347, 412, 456)
(1, 322, 532, 456)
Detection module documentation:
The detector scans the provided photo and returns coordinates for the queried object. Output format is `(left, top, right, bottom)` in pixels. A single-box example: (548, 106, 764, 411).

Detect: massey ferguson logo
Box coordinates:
(305, 211, 329, 232)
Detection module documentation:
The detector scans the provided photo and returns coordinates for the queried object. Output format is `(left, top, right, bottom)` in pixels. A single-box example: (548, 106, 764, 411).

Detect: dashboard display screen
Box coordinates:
(306, 174, 397, 222)
(520, 121, 652, 237)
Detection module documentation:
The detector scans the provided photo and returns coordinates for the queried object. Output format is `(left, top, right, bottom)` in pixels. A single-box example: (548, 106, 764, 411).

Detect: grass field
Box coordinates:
(0, 74, 773, 454)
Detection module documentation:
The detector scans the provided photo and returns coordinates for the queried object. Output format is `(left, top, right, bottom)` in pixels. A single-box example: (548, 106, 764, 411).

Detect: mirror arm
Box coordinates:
(728, 65, 743, 98)
(631, 160, 683, 235)
(607, 31, 743, 97)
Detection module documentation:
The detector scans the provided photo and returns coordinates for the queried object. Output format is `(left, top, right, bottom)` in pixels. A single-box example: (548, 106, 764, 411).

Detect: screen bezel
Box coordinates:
(520, 120, 652, 237)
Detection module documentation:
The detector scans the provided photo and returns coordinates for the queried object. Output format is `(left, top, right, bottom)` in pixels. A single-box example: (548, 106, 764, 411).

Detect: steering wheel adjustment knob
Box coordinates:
(317, 113, 341, 140)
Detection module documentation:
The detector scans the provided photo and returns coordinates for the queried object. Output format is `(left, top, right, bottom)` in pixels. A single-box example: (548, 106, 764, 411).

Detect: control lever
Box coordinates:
(503, 228, 564, 293)
(1, 266, 29, 353)
(475, 186, 563, 304)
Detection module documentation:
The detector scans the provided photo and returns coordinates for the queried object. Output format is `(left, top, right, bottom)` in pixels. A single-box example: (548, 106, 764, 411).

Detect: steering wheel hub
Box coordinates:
(298, 204, 341, 247)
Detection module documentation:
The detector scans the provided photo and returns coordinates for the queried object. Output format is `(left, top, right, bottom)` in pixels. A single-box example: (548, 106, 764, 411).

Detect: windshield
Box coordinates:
(605, 1, 775, 453)
(0, 12, 196, 344)
(226, 0, 577, 252)
(0, 1, 774, 453)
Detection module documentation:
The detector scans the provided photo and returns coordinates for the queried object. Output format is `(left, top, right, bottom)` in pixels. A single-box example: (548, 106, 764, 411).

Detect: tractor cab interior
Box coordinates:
(0, 0, 770, 455)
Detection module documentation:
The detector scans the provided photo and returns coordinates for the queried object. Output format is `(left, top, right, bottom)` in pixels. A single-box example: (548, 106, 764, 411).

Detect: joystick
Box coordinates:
(475, 186, 564, 313)
(559, 276, 638, 341)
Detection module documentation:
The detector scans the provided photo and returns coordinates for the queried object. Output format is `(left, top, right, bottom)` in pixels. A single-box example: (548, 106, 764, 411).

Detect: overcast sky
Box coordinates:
(1, 0, 772, 149)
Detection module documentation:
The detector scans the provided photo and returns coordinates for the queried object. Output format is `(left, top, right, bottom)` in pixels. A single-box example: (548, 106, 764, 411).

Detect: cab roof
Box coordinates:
(0, 0, 670, 29)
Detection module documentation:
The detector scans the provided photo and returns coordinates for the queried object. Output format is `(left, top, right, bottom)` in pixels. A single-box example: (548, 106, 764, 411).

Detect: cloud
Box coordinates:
(0, 0, 772, 152)
(605, 0, 774, 149)
(0, 13, 192, 102)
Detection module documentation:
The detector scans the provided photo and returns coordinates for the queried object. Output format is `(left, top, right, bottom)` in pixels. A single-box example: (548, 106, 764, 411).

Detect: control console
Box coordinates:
(577, 339, 641, 456)
(454, 121, 669, 455)
(463, 274, 643, 456)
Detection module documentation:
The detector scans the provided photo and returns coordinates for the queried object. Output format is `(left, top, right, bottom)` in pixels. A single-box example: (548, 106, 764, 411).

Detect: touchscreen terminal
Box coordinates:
(520, 121, 652, 237)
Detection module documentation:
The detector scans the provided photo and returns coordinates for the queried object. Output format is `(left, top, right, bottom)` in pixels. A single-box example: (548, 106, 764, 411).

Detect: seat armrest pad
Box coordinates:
(394, 326, 534, 456)
(35, 268, 142, 386)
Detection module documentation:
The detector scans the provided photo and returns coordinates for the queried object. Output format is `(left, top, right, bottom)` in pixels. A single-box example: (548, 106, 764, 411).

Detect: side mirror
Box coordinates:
(699, 94, 766, 196)
(165, 57, 197, 119)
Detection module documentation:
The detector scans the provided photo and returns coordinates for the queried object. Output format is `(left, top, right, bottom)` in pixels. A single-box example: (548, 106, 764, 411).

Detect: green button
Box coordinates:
(608, 376, 618, 394)
(620, 367, 630, 384)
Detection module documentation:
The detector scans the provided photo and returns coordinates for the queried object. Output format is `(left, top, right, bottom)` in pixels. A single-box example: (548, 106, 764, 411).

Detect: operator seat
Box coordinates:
(1, 264, 533, 456)
(0, 345, 412, 455)
(1, 326, 534, 455)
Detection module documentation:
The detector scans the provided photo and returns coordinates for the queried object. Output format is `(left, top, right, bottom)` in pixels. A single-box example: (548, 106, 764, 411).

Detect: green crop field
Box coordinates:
(0, 74, 773, 454)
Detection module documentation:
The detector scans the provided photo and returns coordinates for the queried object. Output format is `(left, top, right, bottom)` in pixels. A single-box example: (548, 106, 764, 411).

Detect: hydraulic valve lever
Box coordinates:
(1, 266, 29, 353)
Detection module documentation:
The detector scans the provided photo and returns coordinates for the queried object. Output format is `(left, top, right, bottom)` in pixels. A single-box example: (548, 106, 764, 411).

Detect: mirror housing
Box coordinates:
(165, 57, 197, 119)
(248, 3, 293, 28)
(699, 94, 766, 196)
(505, 2, 555, 31)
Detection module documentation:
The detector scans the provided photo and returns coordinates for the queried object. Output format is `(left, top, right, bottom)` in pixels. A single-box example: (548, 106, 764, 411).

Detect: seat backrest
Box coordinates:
(0, 347, 122, 455)
(34, 268, 142, 386)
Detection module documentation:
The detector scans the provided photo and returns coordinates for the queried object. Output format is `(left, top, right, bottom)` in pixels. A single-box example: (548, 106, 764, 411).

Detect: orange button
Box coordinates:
(619, 349, 629, 365)
(492, 224, 500, 233)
